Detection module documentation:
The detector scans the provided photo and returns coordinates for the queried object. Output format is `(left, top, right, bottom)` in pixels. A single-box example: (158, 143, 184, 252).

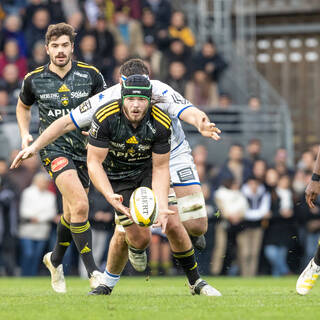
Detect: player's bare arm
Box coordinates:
(10, 115, 76, 169)
(306, 145, 320, 208)
(178, 106, 221, 140)
(152, 151, 174, 232)
(87, 144, 130, 217)
(16, 98, 33, 149)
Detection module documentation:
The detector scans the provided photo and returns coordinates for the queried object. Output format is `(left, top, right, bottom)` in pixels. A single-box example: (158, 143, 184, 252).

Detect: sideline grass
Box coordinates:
(0, 276, 320, 320)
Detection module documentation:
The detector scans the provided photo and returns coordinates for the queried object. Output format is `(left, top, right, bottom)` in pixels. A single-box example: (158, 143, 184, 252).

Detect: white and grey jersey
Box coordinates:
(70, 80, 194, 152)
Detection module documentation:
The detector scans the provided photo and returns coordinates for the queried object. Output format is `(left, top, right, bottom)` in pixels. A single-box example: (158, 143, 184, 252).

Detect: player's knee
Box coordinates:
(129, 232, 150, 250)
(165, 218, 182, 238)
(72, 199, 89, 218)
(183, 218, 208, 236)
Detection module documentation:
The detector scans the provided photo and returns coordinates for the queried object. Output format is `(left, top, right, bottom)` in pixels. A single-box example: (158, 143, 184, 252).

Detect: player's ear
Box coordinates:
(45, 45, 49, 55)
(71, 43, 74, 53)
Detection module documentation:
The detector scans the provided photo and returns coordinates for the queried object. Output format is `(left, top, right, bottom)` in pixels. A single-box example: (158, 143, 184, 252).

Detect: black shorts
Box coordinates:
(111, 169, 152, 226)
(41, 154, 90, 188)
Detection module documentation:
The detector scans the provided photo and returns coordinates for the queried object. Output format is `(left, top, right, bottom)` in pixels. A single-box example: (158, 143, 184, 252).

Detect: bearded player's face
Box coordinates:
(123, 97, 149, 126)
(46, 35, 73, 68)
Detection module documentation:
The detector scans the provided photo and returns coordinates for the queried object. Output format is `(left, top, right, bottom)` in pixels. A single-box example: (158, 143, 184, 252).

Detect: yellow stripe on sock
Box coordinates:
(60, 216, 70, 229)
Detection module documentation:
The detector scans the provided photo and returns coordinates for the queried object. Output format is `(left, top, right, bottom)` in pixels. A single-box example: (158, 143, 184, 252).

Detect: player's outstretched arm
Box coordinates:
(152, 151, 175, 232)
(10, 114, 76, 169)
(179, 107, 221, 140)
(87, 144, 130, 217)
(306, 146, 320, 208)
(16, 98, 33, 149)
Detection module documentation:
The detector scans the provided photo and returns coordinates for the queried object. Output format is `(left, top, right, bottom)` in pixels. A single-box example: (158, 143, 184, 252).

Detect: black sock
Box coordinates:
(51, 216, 73, 268)
(314, 240, 320, 266)
(173, 248, 200, 285)
(70, 221, 98, 276)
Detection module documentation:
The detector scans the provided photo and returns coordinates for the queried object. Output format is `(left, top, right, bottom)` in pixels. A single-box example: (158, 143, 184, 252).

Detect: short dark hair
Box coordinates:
(119, 59, 150, 77)
(45, 23, 76, 45)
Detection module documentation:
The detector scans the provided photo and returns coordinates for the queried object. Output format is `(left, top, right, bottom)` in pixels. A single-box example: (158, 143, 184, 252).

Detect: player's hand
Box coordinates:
(81, 131, 89, 136)
(305, 181, 320, 208)
(153, 208, 175, 233)
(107, 193, 131, 218)
(10, 145, 37, 169)
(198, 117, 221, 140)
(21, 134, 33, 149)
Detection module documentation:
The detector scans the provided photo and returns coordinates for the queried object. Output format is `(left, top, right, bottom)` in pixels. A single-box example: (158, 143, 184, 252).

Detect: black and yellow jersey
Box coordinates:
(19, 61, 106, 161)
(88, 99, 172, 180)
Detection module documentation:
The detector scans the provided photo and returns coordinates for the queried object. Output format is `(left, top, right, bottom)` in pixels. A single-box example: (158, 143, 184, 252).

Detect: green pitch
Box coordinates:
(0, 276, 320, 320)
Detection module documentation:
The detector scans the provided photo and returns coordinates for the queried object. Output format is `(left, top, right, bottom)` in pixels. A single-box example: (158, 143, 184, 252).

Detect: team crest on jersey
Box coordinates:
(58, 84, 70, 92)
(61, 95, 69, 106)
(51, 157, 69, 172)
(90, 121, 100, 138)
(79, 100, 92, 113)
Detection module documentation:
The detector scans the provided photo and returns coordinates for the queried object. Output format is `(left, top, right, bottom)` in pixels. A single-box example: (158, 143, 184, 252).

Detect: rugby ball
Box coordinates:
(130, 187, 158, 226)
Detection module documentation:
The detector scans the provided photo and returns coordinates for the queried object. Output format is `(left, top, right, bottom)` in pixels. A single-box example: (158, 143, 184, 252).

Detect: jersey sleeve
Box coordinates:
(88, 110, 111, 148)
(19, 76, 35, 106)
(92, 70, 107, 95)
(70, 84, 121, 129)
(152, 123, 171, 154)
(151, 80, 193, 118)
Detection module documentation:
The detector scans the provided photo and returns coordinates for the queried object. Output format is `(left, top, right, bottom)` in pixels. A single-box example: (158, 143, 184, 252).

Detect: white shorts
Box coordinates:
(169, 140, 200, 187)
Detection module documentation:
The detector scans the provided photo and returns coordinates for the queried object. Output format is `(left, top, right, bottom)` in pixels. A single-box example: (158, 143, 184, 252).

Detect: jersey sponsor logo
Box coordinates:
(138, 144, 151, 151)
(51, 157, 69, 173)
(90, 121, 100, 138)
(40, 93, 60, 99)
(109, 149, 150, 161)
(74, 71, 88, 79)
(79, 100, 92, 113)
(48, 108, 72, 117)
(110, 141, 125, 149)
(126, 136, 138, 144)
(177, 167, 195, 182)
(146, 121, 156, 134)
(71, 90, 89, 99)
(58, 84, 70, 92)
(61, 95, 69, 106)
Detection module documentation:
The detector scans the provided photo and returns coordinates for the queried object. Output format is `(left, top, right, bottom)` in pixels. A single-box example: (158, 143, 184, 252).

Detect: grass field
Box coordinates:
(1, 276, 320, 320)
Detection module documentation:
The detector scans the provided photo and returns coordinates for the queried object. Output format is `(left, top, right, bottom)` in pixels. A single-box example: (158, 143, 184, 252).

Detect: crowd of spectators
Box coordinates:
(0, 1, 317, 278)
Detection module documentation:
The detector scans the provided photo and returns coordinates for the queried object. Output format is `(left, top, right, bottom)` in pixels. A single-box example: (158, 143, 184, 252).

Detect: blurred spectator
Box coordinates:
(264, 169, 294, 276)
(140, 35, 162, 78)
(3, 14, 27, 56)
(84, 0, 103, 28)
(273, 147, 295, 177)
(168, 11, 195, 48)
(141, 0, 172, 30)
(248, 96, 261, 112)
(212, 178, 247, 275)
(27, 40, 48, 70)
(0, 39, 27, 79)
(309, 143, 319, 160)
(214, 144, 252, 189)
(24, 0, 48, 28)
(165, 61, 187, 96)
(141, 8, 159, 43)
(297, 151, 315, 172)
(1, 0, 27, 15)
(217, 93, 232, 109)
(194, 40, 228, 84)
(160, 38, 191, 80)
(108, 6, 144, 57)
(246, 138, 262, 163)
(252, 159, 268, 182)
(106, 0, 142, 21)
(0, 89, 9, 117)
(19, 172, 57, 276)
(24, 7, 50, 57)
(79, 186, 114, 277)
(0, 168, 18, 276)
(0, 64, 22, 107)
(185, 68, 219, 109)
(48, 0, 66, 24)
(239, 176, 271, 276)
(75, 33, 100, 66)
(92, 15, 115, 62)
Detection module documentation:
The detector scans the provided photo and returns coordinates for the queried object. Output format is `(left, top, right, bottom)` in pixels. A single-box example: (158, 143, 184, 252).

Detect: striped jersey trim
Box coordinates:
(24, 66, 45, 80)
(77, 62, 100, 73)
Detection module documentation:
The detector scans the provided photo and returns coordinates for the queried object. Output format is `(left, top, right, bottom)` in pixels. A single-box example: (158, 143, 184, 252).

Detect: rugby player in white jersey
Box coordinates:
(11, 59, 221, 295)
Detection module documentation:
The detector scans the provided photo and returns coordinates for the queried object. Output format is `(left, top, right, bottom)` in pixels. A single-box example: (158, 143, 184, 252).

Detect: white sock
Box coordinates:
(104, 269, 120, 288)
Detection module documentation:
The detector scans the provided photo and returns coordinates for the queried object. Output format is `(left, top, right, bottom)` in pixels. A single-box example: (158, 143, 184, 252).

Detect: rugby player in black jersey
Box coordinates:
(86, 75, 221, 296)
(16, 23, 106, 292)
